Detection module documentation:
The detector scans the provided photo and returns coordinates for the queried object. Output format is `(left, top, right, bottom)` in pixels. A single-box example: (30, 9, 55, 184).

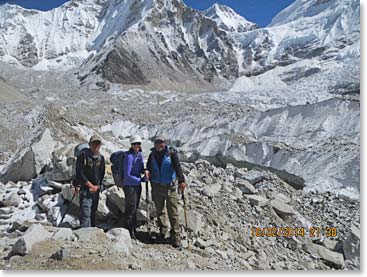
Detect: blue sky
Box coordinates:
(0, 0, 296, 27)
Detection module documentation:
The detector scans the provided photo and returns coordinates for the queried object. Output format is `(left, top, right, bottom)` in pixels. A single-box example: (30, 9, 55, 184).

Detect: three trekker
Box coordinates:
(74, 134, 186, 248)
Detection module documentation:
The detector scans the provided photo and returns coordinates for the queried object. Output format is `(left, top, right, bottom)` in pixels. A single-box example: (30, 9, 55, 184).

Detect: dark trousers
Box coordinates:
(79, 189, 99, 228)
(123, 185, 142, 230)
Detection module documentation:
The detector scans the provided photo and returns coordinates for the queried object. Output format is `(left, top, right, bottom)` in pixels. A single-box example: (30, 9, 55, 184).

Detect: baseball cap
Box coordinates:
(89, 135, 102, 144)
(155, 135, 166, 143)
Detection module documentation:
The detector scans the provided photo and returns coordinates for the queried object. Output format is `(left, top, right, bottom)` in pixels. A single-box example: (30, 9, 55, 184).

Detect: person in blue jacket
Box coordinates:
(145, 135, 186, 248)
(123, 135, 148, 239)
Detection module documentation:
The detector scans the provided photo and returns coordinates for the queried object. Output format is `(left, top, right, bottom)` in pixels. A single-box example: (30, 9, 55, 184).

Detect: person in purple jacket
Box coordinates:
(123, 135, 148, 239)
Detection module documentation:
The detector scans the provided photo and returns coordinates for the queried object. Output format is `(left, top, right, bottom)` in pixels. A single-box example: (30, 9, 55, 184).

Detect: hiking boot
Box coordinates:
(171, 236, 182, 249)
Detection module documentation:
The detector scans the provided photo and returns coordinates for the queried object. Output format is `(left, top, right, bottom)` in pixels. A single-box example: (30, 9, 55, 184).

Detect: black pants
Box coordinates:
(123, 185, 142, 230)
(79, 189, 100, 228)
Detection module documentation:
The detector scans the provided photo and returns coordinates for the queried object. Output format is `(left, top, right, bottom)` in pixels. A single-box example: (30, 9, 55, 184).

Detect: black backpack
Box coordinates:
(110, 151, 126, 187)
(71, 143, 89, 188)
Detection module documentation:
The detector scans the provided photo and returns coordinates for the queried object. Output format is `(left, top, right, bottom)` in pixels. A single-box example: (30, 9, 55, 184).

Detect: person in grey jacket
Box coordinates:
(123, 135, 148, 239)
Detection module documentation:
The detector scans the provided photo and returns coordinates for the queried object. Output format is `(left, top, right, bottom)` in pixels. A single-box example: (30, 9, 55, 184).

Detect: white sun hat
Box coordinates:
(129, 135, 142, 144)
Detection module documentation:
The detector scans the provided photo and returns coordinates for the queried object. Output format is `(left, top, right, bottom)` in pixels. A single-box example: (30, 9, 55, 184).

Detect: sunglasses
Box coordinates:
(132, 142, 141, 146)
(155, 140, 165, 144)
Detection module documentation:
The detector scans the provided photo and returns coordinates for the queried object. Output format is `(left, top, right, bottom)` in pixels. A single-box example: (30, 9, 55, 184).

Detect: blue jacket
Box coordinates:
(123, 150, 146, 186)
(150, 147, 177, 185)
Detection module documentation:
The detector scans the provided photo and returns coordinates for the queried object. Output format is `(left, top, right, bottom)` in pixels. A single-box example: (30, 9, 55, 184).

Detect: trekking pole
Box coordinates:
(58, 189, 78, 227)
(182, 190, 190, 250)
(145, 181, 151, 240)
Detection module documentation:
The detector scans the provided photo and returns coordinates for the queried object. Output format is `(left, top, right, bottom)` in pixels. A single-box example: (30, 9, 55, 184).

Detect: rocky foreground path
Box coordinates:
(0, 159, 360, 270)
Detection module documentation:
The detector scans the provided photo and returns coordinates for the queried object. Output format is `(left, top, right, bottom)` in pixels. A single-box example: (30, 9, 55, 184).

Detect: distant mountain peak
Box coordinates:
(204, 3, 258, 33)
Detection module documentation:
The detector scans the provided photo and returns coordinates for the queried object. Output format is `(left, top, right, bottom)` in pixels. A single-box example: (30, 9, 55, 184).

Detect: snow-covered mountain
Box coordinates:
(232, 0, 360, 76)
(0, 0, 104, 69)
(0, 0, 359, 91)
(77, 0, 243, 90)
(0, 0, 248, 89)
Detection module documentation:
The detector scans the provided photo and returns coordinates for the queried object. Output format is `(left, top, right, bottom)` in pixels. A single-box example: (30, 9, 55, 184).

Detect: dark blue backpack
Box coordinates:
(71, 143, 90, 188)
(110, 151, 126, 187)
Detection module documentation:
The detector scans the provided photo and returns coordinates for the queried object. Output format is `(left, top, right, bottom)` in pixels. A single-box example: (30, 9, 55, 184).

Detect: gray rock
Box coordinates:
(287, 239, 299, 251)
(343, 223, 360, 268)
(186, 259, 196, 269)
(2, 192, 20, 207)
(215, 249, 228, 260)
(243, 169, 270, 185)
(234, 187, 243, 198)
(0, 206, 15, 215)
(17, 189, 27, 195)
(222, 182, 233, 193)
(318, 245, 345, 267)
(225, 163, 235, 175)
(234, 168, 247, 179)
(270, 199, 295, 216)
(193, 238, 216, 249)
(211, 183, 222, 194)
(303, 241, 344, 267)
(180, 210, 204, 235)
(336, 187, 359, 202)
(11, 224, 52, 256)
(201, 175, 213, 185)
(194, 159, 211, 167)
(96, 190, 110, 221)
(241, 250, 255, 260)
(107, 228, 132, 256)
(271, 261, 285, 270)
(247, 195, 268, 206)
(73, 227, 109, 242)
(21, 194, 28, 201)
(6, 181, 19, 188)
(323, 238, 339, 251)
(0, 148, 36, 184)
(31, 128, 57, 174)
(61, 184, 80, 207)
(0, 213, 12, 219)
(52, 228, 73, 241)
(37, 194, 58, 213)
(311, 196, 323, 204)
(50, 144, 74, 182)
(35, 213, 47, 221)
(105, 186, 125, 215)
(273, 193, 290, 204)
(7, 221, 32, 233)
(202, 187, 214, 198)
(212, 167, 224, 177)
(237, 179, 257, 194)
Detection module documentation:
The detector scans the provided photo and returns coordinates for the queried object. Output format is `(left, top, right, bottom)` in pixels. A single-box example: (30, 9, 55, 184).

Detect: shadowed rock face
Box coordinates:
(98, 48, 148, 85)
(17, 34, 38, 67)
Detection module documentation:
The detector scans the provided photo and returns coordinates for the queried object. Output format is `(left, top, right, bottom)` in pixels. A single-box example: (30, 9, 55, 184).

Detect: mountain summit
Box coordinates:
(203, 3, 258, 33)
